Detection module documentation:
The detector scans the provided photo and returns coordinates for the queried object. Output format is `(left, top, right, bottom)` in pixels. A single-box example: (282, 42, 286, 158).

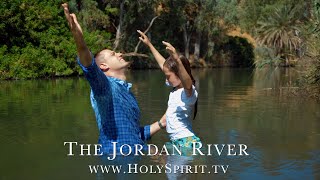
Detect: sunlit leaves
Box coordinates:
(256, 5, 304, 64)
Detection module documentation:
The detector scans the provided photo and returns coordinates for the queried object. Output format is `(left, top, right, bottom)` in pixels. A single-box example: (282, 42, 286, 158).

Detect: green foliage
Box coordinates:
(214, 36, 255, 68)
(121, 0, 160, 50)
(238, 0, 291, 34)
(256, 4, 304, 63)
(73, 0, 110, 31)
(225, 37, 255, 68)
(0, 0, 112, 79)
(297, 0, 320, 99)
(0, 0, 318, 97)
(254, 46, 283, 68)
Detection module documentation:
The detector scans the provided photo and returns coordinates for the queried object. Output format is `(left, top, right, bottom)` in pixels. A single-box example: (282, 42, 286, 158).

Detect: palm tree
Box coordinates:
(256, 5, 303, 66)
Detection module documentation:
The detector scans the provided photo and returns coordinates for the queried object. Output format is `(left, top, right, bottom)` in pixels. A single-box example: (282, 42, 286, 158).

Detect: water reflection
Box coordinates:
(192, 68, 319, 179)
(0, 68, 319, 179)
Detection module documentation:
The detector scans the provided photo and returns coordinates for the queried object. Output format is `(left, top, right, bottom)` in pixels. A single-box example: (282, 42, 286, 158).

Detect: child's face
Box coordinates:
(163, 66, 181, 88)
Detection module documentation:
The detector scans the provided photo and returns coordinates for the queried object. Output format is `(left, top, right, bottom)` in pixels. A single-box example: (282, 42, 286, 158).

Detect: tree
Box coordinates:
(256, 5, 304, 66)
(0, 0, 113, 79)
(194, 0, 239, 61)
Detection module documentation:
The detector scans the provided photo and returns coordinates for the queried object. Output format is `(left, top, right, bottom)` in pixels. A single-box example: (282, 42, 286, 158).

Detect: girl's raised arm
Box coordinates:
(162, 41, 193, 97)
(137, 30, 166, 70)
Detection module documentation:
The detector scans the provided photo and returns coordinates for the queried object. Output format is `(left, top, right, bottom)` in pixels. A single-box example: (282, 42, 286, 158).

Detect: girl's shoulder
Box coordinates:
(169, 85, 198, 104)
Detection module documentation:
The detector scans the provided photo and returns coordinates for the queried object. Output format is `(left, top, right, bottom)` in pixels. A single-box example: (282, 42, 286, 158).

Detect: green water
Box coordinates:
(0, 68, 319, 179)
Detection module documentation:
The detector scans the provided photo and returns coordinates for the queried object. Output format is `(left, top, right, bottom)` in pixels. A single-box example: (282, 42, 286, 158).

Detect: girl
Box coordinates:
(137, 30, 201, 148)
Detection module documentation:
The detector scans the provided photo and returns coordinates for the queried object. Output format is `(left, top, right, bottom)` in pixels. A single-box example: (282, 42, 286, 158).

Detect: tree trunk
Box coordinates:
(182, 24, 191, 59)
(113, 0, 125, 50)
(194, 31, 201, 61)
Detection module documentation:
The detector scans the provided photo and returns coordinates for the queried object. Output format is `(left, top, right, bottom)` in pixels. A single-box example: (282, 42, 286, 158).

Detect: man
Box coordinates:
(62, 3, 165, 154)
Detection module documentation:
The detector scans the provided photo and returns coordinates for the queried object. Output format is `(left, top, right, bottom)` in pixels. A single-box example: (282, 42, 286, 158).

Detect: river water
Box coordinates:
(0, 68, 319, 179)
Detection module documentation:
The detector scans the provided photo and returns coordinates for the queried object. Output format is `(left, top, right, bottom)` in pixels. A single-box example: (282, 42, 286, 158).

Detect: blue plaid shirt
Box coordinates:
(78, 57, 151, 154)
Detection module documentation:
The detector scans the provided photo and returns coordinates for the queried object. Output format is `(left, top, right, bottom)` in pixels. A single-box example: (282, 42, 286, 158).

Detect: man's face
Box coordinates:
(100, 49, 130, 71)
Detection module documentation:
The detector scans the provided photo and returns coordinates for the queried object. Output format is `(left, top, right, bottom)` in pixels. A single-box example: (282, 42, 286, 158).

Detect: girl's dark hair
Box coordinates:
(163, 55, 198, 120)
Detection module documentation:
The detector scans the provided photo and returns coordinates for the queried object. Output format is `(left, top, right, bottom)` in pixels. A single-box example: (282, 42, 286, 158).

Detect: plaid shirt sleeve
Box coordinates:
(77, 55, 110, 96)
(140, 125, 151, 141)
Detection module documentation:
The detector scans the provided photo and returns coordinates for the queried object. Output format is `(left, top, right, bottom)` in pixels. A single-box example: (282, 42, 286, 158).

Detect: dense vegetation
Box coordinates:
(1, 0, 320, 98)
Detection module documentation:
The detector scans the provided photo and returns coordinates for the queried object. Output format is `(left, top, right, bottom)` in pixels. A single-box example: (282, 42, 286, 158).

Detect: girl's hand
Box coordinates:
(137, 30, 151, 46)
(162, 41, 179, 60)
(137, 30, 166, 70)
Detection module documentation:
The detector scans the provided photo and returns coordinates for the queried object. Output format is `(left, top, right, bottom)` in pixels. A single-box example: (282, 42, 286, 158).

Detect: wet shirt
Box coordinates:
(166, 85, 198, 140)
(78, 57, 150, 154)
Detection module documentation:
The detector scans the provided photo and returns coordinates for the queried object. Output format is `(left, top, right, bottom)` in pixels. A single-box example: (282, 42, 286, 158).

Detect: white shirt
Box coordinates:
(166, 85, 198, 140)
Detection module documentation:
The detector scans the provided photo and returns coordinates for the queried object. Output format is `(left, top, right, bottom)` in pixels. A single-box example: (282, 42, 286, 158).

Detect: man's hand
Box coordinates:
(62, 3, 91, 67)
(62, 3, 83, 39)
(137, 30, 151, 46)
(162, 41, 179, 60)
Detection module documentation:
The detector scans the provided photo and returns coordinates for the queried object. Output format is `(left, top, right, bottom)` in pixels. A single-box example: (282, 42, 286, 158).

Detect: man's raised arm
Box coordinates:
(62, 3, 92, 67)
